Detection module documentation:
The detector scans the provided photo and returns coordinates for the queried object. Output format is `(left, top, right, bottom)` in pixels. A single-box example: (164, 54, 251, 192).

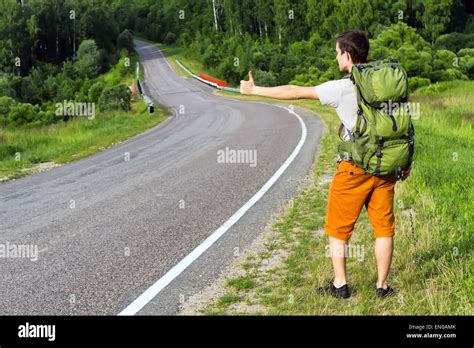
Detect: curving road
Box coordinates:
(0, 40, 323, 315)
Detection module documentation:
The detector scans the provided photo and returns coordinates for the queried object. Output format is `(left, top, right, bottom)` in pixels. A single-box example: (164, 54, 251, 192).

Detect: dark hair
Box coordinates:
(336, 30, 369, 64)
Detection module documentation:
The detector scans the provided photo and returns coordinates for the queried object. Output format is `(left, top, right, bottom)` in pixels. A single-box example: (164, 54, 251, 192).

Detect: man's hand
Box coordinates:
(239, 71, 319, 100)
(240, 71, 256, 95)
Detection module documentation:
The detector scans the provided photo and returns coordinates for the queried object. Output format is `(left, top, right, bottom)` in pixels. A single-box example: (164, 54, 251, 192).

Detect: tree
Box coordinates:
(80, 4, 119, 55)
(75, 39, 101, 78)
(421, 0, 453, 44)
(117, 29, 134, 53)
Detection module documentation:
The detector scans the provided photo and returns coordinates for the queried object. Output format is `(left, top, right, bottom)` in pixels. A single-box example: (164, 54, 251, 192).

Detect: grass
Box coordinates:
(226, 276, 255, 291)
(0, 102, 168, 179)
(0, 51, 168, 180)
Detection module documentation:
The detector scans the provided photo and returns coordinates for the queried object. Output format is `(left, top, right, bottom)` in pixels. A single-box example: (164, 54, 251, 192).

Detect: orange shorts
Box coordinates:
(324, 160, 397, 241)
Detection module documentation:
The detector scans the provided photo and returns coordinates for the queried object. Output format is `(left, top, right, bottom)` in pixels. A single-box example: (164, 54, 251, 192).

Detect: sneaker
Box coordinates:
(376, 286, 395, 298)
(317, 282, 351, 299)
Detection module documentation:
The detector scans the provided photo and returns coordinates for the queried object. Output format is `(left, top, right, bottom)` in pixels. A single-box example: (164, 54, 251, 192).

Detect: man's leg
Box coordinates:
(324, 161, 373, 290)
(329, 236, 347, 287)
(375, 236, 393, 289)
(366, 176, 396, 292)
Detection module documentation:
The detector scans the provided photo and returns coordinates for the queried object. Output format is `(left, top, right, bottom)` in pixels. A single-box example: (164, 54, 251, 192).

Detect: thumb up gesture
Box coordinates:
(240, 71, 255, 95)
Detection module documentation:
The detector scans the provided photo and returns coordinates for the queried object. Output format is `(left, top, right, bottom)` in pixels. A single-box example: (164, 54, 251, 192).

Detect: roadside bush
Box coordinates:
(408, 77, 431, 92)
(435, 32, 474, 52)
(7, 103, 39, 127)
(164, 32, 177, 44)
(0, 96, 17, 126)
(88, 81, 105, 103)
(458, 48, 474, 79)
(25, 110, 56, 128)
(177, 32, 191, 47)
(98, 84, 131, 112)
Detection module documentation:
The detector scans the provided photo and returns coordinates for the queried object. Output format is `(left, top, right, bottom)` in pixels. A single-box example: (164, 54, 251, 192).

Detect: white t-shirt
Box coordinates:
(315, 78, 357, 142)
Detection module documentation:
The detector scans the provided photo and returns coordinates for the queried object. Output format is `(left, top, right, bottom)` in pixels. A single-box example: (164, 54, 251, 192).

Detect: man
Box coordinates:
(240, 30, 407, 299)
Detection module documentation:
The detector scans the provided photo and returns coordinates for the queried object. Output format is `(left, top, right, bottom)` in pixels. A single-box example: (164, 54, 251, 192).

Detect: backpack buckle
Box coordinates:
(376, 137, 384, 158)
(395, 166, 403, 180)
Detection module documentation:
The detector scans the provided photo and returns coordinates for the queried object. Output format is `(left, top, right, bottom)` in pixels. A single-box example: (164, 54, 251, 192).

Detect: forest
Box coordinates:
(0, 0, 473, 128)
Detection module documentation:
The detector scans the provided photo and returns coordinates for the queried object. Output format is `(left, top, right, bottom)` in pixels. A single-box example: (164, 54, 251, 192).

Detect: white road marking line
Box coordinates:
(118, 103, 307, 316)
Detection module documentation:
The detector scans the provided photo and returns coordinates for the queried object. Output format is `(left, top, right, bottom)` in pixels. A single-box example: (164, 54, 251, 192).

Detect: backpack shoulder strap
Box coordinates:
(349, 67, 368, 136)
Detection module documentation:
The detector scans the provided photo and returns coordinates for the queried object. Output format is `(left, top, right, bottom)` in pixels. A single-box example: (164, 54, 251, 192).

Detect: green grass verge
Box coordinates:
(0, 101, 168, 179)
(0, 52, 168, 180)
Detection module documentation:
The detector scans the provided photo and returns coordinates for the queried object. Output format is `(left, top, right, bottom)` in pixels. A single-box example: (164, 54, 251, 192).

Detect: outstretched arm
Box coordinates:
(240, 71, 319, 100)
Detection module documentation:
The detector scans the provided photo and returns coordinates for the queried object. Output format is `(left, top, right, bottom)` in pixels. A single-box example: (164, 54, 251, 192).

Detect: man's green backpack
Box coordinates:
(338, 56, 415, 179)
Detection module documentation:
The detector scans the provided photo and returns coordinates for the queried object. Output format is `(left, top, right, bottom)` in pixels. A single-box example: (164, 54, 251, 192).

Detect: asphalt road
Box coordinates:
(0, 40, 323, 315)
